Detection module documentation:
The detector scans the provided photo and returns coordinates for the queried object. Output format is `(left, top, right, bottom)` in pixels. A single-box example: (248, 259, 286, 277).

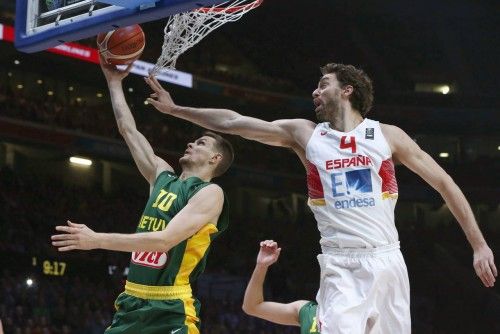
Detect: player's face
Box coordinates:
(179, 136, 220, 168)
(312, 74, 343, 121)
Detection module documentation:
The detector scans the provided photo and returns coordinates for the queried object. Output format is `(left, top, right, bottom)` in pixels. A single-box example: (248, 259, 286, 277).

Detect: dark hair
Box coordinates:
(203, 131, 234, 177)
(320, 63, 374, 116)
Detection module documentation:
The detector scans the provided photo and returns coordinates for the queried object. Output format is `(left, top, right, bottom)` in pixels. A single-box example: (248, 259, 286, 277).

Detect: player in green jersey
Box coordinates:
(51, 59, 234, 334)
(242, 240, 320, 334)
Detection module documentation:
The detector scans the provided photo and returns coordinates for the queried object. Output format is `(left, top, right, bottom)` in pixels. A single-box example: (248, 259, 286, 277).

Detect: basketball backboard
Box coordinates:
(15, 0, 226, 53)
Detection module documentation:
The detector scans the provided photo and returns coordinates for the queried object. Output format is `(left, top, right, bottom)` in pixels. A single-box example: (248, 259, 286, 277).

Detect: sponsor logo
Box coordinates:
(320, 131, 327, 136)
(325, 155, 373, 170)
(365, 128, 374, 139)
(171, 329, 182, 334)
(334, 197, 375, 209)
(331, 168, 376, 209)
(131, 251, 167, 269)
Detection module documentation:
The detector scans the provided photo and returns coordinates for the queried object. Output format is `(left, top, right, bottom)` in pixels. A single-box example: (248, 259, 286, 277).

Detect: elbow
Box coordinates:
(435, 174, 456, 194)
(117, 121, 135, 136)
(218, 114, 239, 133)
(241, 303, 255, 316)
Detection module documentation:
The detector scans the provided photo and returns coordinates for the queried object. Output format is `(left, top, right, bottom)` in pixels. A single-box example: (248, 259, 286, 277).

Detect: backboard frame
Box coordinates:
(15, 0, 226, 53)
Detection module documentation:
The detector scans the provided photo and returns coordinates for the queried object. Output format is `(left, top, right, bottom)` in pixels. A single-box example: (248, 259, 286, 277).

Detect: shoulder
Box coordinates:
(274, 119, 317, 148)
(380, 123, 405, 137)
(190, 183, 224, 202)
(379, 123, 411, 151)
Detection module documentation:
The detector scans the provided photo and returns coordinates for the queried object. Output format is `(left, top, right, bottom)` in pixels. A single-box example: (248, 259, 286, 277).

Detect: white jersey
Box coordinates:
(306, 119, 399, 249)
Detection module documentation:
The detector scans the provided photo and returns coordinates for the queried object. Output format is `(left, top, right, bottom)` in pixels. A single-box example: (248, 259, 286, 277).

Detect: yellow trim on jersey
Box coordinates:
(183, 296, 200, 333)
(308, 198, 326, 206)
(114, 292, 125, 311)
(124, 280, 192, 300)
(174, 223, 218, 286)
(381, 191, 399, 200)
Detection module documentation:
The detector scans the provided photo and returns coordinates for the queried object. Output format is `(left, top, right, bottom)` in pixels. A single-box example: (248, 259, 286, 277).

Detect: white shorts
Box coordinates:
(316, 242, 411, 334)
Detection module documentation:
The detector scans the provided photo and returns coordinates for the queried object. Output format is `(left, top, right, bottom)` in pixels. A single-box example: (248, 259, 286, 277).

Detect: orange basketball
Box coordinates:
(97, 24, 145, 65)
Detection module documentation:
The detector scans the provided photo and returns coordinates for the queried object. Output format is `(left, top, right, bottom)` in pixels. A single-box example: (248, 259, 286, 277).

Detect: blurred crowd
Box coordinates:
(0, 81, 303, 175)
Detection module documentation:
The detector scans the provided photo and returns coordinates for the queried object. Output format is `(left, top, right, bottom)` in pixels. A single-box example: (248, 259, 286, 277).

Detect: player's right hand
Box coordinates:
(51, 221, 100, 251)
(256, 240, 281, 267)
(99, 56, 133, 84)
(145, 75, 176, 115)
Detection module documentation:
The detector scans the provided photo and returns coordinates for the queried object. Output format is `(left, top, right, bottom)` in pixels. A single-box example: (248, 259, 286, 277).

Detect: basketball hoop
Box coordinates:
(151, 0, 263, 74)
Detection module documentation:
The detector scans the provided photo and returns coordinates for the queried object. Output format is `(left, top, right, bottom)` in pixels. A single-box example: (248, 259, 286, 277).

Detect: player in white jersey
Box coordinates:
(144, 64, 497, 333)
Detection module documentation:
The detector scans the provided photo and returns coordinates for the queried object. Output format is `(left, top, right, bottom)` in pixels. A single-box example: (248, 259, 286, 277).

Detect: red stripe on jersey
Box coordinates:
(306, 160, 324, 199)
(379, 159, 398, 194)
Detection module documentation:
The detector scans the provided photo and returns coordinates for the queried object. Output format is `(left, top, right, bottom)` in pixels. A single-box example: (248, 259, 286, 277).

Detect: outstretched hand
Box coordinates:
(51, 221, 100, 252)
(473, 244, 497, 287)
(99, 56, 133, 84)
(144, 75, 176, 115)
(256, 240, 281, 267)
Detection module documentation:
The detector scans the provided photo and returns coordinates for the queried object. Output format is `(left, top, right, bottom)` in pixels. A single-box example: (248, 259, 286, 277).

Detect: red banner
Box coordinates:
(48, 42, 100, 64)
(0, 24, 15, 42)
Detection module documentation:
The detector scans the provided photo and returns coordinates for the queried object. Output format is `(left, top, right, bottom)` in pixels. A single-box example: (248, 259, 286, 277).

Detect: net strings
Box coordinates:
(151, 0, 260, 74)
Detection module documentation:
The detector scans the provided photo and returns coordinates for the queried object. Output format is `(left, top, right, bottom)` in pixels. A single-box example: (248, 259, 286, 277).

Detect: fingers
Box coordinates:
(259, 240, 278, 250)
(51, 240, 74, 247)
(58, 245, 77, 252)
(490, 259, 498, 277)
(67, 221, 85, 228)
(146, 98, 162, 110)
(125, 63, 134, 73)
(55, 226, 79, 233)
(145, 75, 165, 94)
(144, 76, 161, 92)
(51, 234, 74, 241)
(150, 75, 164, 91)
(475, 260, 496, 287)
(482, 263, 495, 287)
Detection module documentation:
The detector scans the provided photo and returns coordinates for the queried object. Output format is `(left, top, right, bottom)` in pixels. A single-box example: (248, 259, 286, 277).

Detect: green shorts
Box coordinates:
(105, 281, 201, 334)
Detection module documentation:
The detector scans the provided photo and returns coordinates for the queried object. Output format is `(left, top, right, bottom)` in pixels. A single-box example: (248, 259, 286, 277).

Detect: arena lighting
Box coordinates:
(14, 59, 20, 65)
(439, 85, 450, 95)
(26, 278, 33, 287)
(439, 152, 450, 158)
(70, 156, 93, 166)
(128, 87, 134, 92)
(68, 86, 74, 91)
(497, 146, 500, 151)
(36, 79, 43, 84)
(47, 90, 54, 96)
(144, 100, 149, 105)
(96, 92, 103, 98)
(16, 84, 23, 89)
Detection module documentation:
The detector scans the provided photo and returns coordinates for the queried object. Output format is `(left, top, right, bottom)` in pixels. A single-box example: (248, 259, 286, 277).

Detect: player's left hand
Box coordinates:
(145, 75, 176, 115)
(473, 244, 497, 287)
(51, 221, 100, 251)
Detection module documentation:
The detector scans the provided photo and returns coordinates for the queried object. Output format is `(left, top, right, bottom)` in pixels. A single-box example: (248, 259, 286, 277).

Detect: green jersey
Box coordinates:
(126, 171, 229, 287)
(299, 301, 319, 334)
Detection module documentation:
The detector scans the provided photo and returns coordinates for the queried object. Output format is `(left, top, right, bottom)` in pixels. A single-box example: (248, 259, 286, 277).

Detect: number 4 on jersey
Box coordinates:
(340, 136, 357, 153)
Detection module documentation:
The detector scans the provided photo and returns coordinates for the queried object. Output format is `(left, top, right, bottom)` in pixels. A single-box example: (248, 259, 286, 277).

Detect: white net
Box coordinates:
(151, 0, 262, 74)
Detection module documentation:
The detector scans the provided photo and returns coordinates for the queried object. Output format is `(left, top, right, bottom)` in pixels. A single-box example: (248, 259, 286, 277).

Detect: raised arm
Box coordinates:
(242, 240, 307, 326)
(145, 76, 315, 149)
(51, 184, 223, 252)
(101, 61, 173, 185)
(381, 124, 497, 287)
